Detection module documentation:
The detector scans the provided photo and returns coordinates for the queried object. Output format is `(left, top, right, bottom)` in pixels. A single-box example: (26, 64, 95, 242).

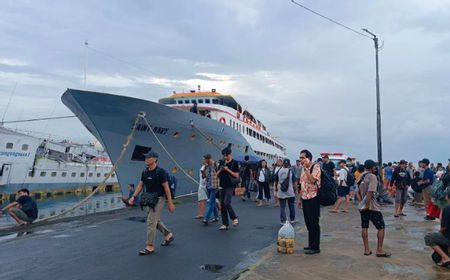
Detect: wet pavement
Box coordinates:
(0, 196, 449, 280)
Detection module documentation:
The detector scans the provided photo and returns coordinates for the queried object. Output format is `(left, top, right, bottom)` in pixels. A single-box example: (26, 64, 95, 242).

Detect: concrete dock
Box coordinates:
(0, 196, 449, 280)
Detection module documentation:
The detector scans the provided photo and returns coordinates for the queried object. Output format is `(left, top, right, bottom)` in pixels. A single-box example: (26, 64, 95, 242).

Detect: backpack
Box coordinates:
(311, 164, 337, 206)
(346, 168, 355, 187)
(280, 169, 291, 192)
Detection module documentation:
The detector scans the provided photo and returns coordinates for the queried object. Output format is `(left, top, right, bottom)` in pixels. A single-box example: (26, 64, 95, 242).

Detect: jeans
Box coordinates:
(204, 188, 218, 221)
(243, 178, 251, 199)
(303, 196, 321, 250)
(280, 197, 295, 222)
(220, 187, 237, 226)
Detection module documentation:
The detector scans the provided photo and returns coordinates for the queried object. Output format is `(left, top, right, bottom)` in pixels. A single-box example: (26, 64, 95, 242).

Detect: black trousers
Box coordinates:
(302, 196, 321, 250)
(257, 181, 271, 200)
(220, 187, 237, 226)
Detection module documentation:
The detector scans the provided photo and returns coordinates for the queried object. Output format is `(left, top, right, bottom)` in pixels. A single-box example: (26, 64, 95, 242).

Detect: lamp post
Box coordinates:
(362, 28, 383, 167)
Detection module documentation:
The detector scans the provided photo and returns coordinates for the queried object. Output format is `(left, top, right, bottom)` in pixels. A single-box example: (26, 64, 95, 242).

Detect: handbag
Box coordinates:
(229, 173, 241, 187)
(140, 192, 160, 211)
(249, 179, 258, 192)
(234, 185, 246, 196)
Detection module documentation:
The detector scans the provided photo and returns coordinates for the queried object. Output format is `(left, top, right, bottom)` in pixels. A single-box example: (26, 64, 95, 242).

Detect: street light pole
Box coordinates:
(362, 28, 383, 166)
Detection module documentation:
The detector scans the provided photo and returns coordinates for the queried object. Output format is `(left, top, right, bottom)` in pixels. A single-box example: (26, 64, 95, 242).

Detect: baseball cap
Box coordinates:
(364, 159, 376, 169)
(283, 158, 290, 165)
(143, 151, 159, 158)
(222, 147, 232, 156)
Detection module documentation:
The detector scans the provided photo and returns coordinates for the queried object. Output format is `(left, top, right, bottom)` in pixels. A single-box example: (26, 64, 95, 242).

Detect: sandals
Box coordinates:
(376, 252, 391, 258)
(438, 260, 450, 267)
(364, 251, 372, 256)
(329, 210, 339, 213)
(161, 235, 174, 246)
(399, 213, 407, 216)
(139, 248, 155, 256)
(341, 210, 349, 213)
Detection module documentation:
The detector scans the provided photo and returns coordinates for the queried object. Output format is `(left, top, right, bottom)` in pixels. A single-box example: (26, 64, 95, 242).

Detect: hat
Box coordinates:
(421, 158, 430, 165)
(364, 159, 376, 170)
(399, 160, 407, 165)
(143, 151, 159, 158)
(221, 147, 232, 156)
(283, 158, 290, 165)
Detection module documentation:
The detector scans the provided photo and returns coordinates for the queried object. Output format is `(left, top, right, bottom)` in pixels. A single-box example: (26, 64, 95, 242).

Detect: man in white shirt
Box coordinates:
(330, 160, 350, 213)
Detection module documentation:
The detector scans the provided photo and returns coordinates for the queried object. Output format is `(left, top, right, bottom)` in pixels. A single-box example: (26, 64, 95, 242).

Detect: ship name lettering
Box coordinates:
(135, 124, 169, 135)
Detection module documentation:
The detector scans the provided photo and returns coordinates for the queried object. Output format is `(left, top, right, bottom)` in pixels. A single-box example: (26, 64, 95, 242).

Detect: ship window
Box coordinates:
(71, 172, 76, 177)
(191, 100, 196, 104)
(111, 173, 115, 178)
(184, 99, 190, 104)
(80, 172, 85, 177)
(21, 144, 29, 151)
(205, 99, 210, 104)
(97, 173, 101, 177)
(131, 145, 152, 161)
(51, 172, 57, 177)
(40, 171, 46, 177)
(88, 172, 93, 177)
(28, 171, 34, 177)
(212, 99, 219, 104)
(177, 100, 183, 104)
(62, 172, 67, 177)
(198, 99, 204, 104)
(6, 142, 13, 149)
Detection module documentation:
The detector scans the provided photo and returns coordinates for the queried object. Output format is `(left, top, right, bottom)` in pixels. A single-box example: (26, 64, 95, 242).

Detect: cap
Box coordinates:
(144, 151, 159, 158)
(364, 159, 376, 170)
(421, 158, 430, 165)
(283, 158, 290, 165)
(222, 147, 232, 156)
(399, 160, 407, 165)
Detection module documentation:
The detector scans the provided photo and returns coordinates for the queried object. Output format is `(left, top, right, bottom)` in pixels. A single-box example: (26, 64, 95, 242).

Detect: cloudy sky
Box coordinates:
(1, 0, 449, 164)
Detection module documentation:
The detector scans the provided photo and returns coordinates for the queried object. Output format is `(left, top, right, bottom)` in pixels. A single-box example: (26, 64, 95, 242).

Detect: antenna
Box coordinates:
(84, 40, 89, 89)
(1, 83, 17, 126)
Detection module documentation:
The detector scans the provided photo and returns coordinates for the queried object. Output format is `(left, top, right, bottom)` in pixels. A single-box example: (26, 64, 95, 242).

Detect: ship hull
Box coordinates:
(61, 89, 256, 196)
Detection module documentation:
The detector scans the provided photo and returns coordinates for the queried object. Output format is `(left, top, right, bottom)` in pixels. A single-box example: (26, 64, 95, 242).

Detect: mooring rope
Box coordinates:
(37, 114, 142, 222)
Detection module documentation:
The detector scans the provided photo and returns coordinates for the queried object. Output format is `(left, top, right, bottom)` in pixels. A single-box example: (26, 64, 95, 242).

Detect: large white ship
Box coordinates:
(0, 127, 118, 198)
(62, 88, 287, 196)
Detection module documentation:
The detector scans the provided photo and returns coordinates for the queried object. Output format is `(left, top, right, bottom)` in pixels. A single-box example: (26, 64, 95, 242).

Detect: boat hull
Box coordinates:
(61, 89, 256, 196)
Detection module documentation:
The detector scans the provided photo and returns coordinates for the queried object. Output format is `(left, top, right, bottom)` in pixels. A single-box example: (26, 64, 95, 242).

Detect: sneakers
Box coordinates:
(304, 248, 320, 255)
(424, 216, 436, 221)
(232, 218, 239, 227)
(211, 218, 219, 223)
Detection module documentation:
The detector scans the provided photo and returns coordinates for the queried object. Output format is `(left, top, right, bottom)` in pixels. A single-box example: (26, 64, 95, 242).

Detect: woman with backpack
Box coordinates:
(256, 160, 272, 206)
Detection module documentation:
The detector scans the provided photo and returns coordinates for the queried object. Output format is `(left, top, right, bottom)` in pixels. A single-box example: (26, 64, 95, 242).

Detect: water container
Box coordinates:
(277, 221, 295, 254)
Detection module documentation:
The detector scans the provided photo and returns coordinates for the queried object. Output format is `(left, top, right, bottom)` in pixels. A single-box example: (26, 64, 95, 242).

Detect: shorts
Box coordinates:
(198, 185, 208, 201)
(360, 210, 385, 230)
(395, 187, 408, 205)
(11, 207, 35, 223)
(337, 186, 350, 197)
(424, 232, 450, 248)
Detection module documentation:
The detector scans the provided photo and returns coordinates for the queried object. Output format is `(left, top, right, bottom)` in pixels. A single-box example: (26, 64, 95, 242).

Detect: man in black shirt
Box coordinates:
(129, 151, 176, 255)
(424, 188, 450, 267)
(321, 155, 335, 178)
(1, 188, 38, 225)
(217, 147, 240, 230)
(240, 155, 255, 201)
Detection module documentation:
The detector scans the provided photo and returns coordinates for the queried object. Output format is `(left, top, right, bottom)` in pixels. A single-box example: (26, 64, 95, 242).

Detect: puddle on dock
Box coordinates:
(383, 263, 426, 277)
(200, 264, 224, 273)
(0, 192, 124, 227)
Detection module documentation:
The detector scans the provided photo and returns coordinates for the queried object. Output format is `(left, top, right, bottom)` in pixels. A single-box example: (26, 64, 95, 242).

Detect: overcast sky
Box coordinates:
(1, 0, 449, 164)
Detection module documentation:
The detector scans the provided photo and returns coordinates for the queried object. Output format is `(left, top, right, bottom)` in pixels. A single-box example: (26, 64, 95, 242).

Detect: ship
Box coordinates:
(0, 126, 118, 199)
(61, 88, 287, 196)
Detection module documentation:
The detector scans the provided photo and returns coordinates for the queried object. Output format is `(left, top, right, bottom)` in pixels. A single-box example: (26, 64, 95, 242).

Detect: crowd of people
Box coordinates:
(3, 147, 447, 267)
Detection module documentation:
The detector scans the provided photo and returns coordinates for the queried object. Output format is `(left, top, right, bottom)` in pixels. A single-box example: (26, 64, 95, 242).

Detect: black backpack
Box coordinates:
(280, 170, 291, 192)
(311, 164, 337, 206)
(345, 168, 355, 187)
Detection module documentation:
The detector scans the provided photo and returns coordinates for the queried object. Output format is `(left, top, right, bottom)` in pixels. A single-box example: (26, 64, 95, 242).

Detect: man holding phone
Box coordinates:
(299, 149, 322, 254)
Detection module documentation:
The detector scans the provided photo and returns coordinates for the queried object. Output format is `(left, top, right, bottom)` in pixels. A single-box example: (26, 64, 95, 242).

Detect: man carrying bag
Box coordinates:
(128, 151, 176, 255)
